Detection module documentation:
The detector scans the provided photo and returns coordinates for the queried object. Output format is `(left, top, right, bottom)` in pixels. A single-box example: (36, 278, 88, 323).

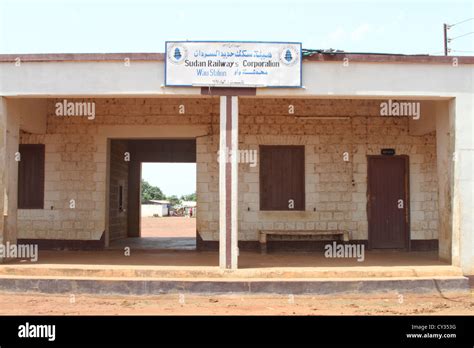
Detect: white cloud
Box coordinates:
(350, 23, 371, 42)
(328, 26, 346, 42)
(324, 23, 373, 47)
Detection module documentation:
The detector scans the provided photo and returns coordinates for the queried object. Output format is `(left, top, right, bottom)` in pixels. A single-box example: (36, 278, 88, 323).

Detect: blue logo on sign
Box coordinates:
(168, 44, 187, 64)
(280, 46, 298, 66)
(174, 48, 182, 61)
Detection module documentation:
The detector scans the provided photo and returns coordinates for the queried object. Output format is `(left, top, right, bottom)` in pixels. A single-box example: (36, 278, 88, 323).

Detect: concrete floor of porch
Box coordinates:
(1, 250, 468, 296)
(0, 250, 460, 279)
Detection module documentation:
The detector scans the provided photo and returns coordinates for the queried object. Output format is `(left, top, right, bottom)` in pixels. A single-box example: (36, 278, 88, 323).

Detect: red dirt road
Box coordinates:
(0, 291, 472, 315)
(140, 217, 196, 238)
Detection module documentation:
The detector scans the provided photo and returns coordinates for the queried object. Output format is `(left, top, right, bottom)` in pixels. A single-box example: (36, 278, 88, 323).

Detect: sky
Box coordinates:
(1, 0, 472, 195)
(0, 0, 473, 55)
(142, 163, 196, 197)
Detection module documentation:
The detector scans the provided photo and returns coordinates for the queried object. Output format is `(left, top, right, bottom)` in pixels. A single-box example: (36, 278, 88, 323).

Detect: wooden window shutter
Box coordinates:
(260, 145, 305, 211)
(18, 144, 45, 209)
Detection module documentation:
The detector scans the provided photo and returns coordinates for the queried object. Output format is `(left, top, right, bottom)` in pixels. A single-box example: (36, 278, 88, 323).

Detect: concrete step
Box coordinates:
(0, 274, 469, 295)
(0, 263, 464, 279)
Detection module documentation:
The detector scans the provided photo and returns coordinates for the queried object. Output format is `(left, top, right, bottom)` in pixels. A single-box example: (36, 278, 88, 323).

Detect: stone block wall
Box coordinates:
(108, 140, 129, 241)
(17, 97, 438, 243)
(197, 98, 439, 242)
(18, 98, 215, 240)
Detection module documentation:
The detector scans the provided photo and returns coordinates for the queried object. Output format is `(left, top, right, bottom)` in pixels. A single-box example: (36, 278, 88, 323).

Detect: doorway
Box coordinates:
(107, 139, 197, 250)
(140, 162, 196, 249)
(367, 155, 410, 249)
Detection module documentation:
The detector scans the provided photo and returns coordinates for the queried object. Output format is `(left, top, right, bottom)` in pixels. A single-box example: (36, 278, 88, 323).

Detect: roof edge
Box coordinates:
(304, 52, 474, 64)
(0, 53, 165, 62)
(0, 52, 473, 64)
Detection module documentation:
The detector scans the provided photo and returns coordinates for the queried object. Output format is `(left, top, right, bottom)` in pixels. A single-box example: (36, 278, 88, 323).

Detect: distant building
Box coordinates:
(180, 201, 197, 217)
(141, 200, 170, 217)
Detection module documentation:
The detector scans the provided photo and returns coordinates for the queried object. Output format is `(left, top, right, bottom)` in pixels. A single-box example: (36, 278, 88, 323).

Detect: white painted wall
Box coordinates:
(0, 61, 471, 97)
(141, 204, 168, 217)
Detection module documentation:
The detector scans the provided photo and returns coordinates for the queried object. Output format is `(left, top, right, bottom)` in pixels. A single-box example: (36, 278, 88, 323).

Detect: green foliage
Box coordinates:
(166, 195, 181, 206)
(141, 180, 196, 206)
(141, 179, 165, 203)
(180, 192, 196, 201)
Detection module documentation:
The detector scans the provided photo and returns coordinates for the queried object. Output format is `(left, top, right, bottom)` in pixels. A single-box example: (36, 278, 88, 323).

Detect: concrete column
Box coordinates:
(219, 95, 238, 269)
(0, 97, 20, 262)
(435, 101, 454, 262)
(0, 97, 7, 251)
(452, 95, 474, 275)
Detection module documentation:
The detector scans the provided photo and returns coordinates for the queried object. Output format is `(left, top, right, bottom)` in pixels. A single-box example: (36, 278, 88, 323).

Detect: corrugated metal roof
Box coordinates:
(302, 48, 431, 57)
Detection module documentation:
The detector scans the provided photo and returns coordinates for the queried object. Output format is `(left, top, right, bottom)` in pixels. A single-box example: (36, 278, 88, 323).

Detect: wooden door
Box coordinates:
(368, 156, 409, 249)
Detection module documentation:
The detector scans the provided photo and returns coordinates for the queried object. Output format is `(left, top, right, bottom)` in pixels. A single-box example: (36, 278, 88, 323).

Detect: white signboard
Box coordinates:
(165, 41, 302, 88)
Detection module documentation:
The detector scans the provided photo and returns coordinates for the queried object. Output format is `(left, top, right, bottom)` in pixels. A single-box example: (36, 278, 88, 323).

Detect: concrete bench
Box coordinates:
(258, 229, 350, 254)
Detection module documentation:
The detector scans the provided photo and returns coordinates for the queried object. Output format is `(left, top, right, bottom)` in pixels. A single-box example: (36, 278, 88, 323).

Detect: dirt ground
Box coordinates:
(0, 291, 472, 315)
(140, 216, 196, 238)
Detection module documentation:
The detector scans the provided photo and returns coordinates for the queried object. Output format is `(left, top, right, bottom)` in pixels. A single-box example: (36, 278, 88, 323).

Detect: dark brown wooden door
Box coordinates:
(368, 156, 409, 249)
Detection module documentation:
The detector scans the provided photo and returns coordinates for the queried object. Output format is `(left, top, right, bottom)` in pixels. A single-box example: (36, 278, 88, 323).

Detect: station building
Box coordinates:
(0, 49, 472, 275)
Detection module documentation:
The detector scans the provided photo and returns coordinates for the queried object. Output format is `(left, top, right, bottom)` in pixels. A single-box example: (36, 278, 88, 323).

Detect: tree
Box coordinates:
(141, 179, 165, 203)
(166, 195, 181, 207)
(180, 192, 196, 201)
